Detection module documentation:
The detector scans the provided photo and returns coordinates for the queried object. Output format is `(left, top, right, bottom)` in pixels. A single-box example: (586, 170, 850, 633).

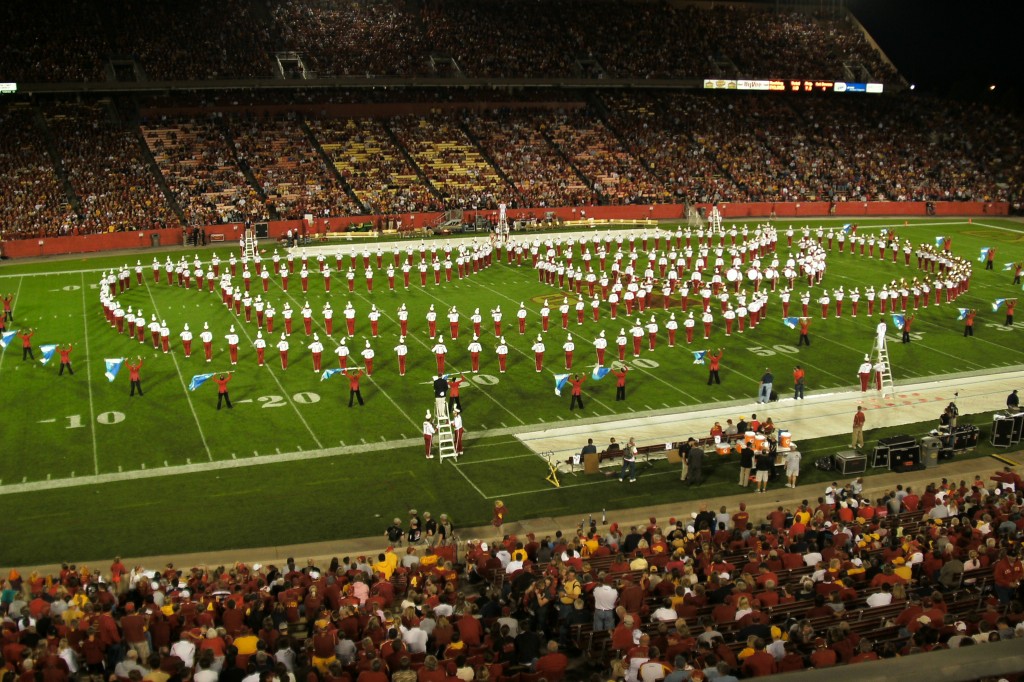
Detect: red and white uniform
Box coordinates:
(180, 325, 193, 357)
(277, 336, 289, 369)
(253, 333, 266, 366)
(496, 339, 508, 373)
(467, 337, 482, 373)
(531, 338, 545, 372)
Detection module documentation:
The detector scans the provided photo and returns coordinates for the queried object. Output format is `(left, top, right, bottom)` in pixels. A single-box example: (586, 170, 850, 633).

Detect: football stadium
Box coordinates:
(1, 1, 1023, 679)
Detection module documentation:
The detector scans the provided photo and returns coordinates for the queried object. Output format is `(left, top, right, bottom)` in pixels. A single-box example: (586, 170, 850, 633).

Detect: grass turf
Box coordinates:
(0, 216, 1021, 564)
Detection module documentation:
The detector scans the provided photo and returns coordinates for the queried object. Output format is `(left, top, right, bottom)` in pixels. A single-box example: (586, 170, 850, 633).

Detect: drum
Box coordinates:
(744, 431, 756, 446)
(754, 434, 767, 452)
(726, 269, 739, 282)
(779, 430, 792, 449)
(715, 443, 731, 456)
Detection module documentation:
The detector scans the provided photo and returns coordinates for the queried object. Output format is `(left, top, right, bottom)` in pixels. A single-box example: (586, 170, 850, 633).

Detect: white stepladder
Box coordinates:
(873, 334, 895, 398)
(242, 225, 257, 261)
(435, 407, 459, 462)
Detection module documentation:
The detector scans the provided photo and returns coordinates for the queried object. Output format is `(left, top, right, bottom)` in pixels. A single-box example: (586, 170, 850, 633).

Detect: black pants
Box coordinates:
(570, 394, 584, 410)
(964, 325, 973, 337)
(59, 362, 73, 375)
(616, 385, 626, 401)
(1007, 315, 1014, 326)
(130, 380, 143, 396)
(349, 389, 363, 406)
(902, 330, 910, 343)
(217, 392, 232, 409)
(707, 369, 720, 385)
(986, 261, 993, 270)
(449, 395, 462, 413)
(22, 346, 33, 360)
(798, 333, 810, 346)
(1014, 275, 1021, 285)
(3, 311, 11, 322)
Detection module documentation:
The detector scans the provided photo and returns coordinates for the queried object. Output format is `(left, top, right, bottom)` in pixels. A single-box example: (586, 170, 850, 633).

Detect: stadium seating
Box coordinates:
(2, 468, 1021, 682)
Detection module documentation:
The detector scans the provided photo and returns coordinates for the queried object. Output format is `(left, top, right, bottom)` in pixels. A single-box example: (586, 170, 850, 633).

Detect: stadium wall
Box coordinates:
(0, 201, 1007, 259)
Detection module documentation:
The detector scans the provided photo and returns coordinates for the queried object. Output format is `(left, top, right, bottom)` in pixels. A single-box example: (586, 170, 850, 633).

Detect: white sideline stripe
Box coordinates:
(80, 273, 99, 474)
(142, 281, 214, 461)
(449, 462, 488, 499)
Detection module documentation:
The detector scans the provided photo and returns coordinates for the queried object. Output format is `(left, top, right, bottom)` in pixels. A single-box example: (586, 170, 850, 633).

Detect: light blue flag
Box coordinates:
(891, 314, 905, 331)
(188, 373, 215, 391)
(992, 299, 1006, 312)
(321, 368, 343, 382)
(1004, 263, 1015, 271)
(38, 344, 57, 365)
(554, 373, 570, 396)
(0, 330, 16, 350)
(591, 366, 611, 381)
(842, 224, 852, 234)
(104, 358, 124, 382)
(934, 236, 945, 247)
(957, 308, 969, 321)
(692, 350, 707, 365)
(979, 247, 990, 262)
(783, 317, 799, 330)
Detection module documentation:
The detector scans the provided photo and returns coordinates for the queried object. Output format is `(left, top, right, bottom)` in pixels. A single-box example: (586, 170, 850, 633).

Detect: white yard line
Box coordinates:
(142, 281, 215, 461)
(449, 462, 488, 499)
(349, 288, 527, 426)
(220, 297, 329, 447)
(80, 273, 99, 475)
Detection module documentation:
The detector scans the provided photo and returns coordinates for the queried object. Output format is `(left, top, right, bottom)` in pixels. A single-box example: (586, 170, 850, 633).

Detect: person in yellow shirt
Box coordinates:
(233, 627, 260, 656)
(371, 550, 399, 581)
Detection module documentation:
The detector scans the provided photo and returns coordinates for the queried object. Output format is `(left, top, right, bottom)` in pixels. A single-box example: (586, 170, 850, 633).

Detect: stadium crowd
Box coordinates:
(1, 91, 1020, 241)
(2, 1, 901, 83)
(2, 467, 1023, 682)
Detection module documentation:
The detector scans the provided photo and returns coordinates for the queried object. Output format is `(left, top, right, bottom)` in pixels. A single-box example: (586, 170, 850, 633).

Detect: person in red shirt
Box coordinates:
(707, 349, 723, 385)
(126, 357, 143, 396)
(448, 374, 465, 414)
(793, 365, 805, 399)
(797, 317, 811, 346)
(902, 487, 920, 512)
(19, 327, 34, 361)
(567, 375, 586, 411)
(741, 638, 776, 677)
(2, 293, 14, 323)
(214, 373, 233, 410)
(964, 309, 976, 337)
(57, 343, 74, 375)
(852, 406, 866, 449)
(344, 369, 364, 407)
(993, 547, 1024, 604)
(613, 367, 628, 401)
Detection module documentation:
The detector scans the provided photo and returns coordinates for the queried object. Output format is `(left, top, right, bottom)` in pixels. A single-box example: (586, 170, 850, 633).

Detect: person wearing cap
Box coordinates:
(422, 412, 436, 459)
(452, 408, 464, 456)
(757, 368, 773, 404)
(385, 518, 404, 547)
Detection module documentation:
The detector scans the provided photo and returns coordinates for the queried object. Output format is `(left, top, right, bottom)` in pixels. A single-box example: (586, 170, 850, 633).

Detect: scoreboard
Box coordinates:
(703, 79, 884, 93)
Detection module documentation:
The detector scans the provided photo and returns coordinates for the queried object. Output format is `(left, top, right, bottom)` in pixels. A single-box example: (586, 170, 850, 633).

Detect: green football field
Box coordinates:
(0, 216, 1021, 565)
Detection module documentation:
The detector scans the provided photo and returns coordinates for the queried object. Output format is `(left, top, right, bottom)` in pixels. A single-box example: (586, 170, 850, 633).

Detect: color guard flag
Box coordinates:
(0, 330, 16, 349)
(103, 358, 124, 382)
(38, 344, 57, 365)
(891, 314, 905, 331)
(957, 308, 969, 321)
(1004, 263, 1015, 271)
(554, 373, 570, 396)
(992, 299, 1006, 312)
(188, 373, 215, 391)
(842, 224, 852, 234)
(320, 368, 343, 381)
(591, 366, 611, 381)
(783, 317, 800, 330)
(692, 350, 707, 365)
(934, 236, 945, 247)
(978, 247, 991, 262)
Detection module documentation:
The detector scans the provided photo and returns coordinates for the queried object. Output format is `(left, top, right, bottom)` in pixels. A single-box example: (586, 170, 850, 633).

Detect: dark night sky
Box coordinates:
(844, 0, 1020, 101)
